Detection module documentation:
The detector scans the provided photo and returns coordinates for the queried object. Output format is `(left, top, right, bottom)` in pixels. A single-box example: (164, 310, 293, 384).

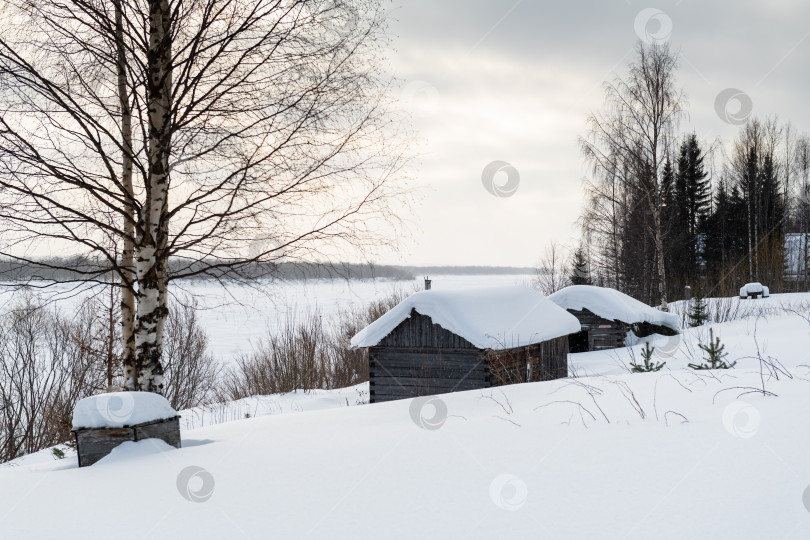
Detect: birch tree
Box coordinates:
(114, 0, 138, 386)
(580, 42, 684, 309)
(0, 0, 409, 392)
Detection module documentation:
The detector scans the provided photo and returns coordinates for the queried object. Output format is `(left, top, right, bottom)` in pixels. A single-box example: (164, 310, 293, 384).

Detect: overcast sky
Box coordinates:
(374, 0, 810, 267)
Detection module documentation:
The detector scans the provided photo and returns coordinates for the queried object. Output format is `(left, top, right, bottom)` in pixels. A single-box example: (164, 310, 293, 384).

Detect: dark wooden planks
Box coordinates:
(567, 308, 629, 352)
(631, 320, 678, 338)
(369, 345, 490, 402)
(377, 310, 477, 349)
(74, 428, 134, 467)
(371, 377, 489, 390)
(73, 416, 181, 467)
(487, 337, 568, 385)
(135, 417, 182, 448)
(367, 310, 570, 403)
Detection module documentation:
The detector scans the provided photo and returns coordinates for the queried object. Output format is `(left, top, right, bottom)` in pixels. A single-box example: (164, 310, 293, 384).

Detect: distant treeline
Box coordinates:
(579, 43, 810, 305)
(0, 257, 534, 284)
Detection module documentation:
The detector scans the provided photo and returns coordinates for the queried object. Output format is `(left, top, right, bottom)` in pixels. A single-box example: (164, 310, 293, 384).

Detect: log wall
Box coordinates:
(73, 416, 181, 467)
(487, 336, 569, 385)
(369, 348, 490, 402)
(368, 310, 569, 403)
(568, 308, 628, 351)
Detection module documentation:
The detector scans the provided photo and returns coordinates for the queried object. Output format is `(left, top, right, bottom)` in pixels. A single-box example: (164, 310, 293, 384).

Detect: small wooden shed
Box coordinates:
(350, 286, 581, 403)
(71, 392, 181, 467)
(549, 285, 680, 353)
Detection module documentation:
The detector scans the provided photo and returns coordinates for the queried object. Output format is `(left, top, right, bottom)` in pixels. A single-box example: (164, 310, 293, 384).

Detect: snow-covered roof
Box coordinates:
(548, 285, 680, 332)
(350, 285, 581, 350)
(72, 391, 179, 430)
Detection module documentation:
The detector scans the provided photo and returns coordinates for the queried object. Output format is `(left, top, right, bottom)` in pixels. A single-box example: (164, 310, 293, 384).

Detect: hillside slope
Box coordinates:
(2, 297, 810, 539)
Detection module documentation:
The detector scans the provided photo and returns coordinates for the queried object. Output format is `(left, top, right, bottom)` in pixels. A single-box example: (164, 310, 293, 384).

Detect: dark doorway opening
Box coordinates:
(568, 329, 589, 353)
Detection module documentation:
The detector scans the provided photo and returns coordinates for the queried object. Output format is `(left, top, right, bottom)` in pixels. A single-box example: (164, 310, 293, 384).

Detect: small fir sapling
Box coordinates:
(689, 328, 735, 370)
(630, 342, 666, 372)
(687, 290, 709, 327)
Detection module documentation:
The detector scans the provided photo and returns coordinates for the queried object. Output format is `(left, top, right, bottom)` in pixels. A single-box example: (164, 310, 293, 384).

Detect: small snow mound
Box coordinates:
(740, 282, 770, 298)
(72, 392, 178, 430)
(350, 286, 580, 350)
(96, 439, 175, 465)
(549, 285, 680, 331)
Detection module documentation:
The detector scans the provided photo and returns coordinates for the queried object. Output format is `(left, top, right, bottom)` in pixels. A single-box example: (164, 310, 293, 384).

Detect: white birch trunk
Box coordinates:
(115, 0, 138, 390)
(133, 0, 172, 393)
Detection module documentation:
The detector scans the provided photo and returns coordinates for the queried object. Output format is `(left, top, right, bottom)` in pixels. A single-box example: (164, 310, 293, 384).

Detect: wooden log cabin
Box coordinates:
(548, 285, 680, 353)
(350, 286, 581, 403)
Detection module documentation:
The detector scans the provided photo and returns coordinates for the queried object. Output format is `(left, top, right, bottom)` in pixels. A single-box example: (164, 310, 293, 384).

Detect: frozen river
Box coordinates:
(0, 273, 535, 362)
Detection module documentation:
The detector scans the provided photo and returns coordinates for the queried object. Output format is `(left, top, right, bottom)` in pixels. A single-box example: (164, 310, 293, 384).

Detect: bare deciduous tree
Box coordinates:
(580, 42, 684, 309)
(0, 0, 409, 393)
(534, 241, 570, 296)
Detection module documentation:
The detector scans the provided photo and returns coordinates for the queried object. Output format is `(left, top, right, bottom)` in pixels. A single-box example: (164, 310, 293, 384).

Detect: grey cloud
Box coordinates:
(380, 1, 810, 266)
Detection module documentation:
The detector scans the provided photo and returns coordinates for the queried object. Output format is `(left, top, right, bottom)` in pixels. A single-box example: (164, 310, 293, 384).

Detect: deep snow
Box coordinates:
(2, 292, 810, 539)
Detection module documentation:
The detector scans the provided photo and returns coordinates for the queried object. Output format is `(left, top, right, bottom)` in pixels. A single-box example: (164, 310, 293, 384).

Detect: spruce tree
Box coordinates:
(759, 153, 784, 236)
(703, 179, 726, 277)
(742, 146, 760, 281)
(661, 158, 677, 221)
(661, 157, 681, 297)
(689, 328, 735, 369)
(630, 342, 666, 372)
(570, 247, 592, 285)
(684, 135, 711, 242)
(670, 148, 690, 291)
(756, 153, 785, 285)
(674, 134, 710, 288)
(728, 185, 749, 258)
(687, 291, 708, 327)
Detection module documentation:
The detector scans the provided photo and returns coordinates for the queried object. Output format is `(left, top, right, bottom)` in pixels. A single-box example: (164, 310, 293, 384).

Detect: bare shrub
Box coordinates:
(220, 289, 407, 400)
(534, 241, 570, 296)
(0, 293, 108, 463)
(325, 311, 370, 390)
(219, 311, 327, 399)
(669, 295, 810, 325)
(162, 300, 223, 410)
(324, 288, 408, 389)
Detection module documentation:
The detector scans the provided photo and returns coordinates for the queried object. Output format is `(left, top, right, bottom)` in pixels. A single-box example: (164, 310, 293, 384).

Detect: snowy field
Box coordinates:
(0, 273, 535, 363)
(2, 292, 810, 538)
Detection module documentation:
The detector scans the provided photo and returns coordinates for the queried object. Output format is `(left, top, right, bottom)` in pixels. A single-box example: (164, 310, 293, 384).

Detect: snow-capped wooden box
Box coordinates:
(71, 392, 181, 467)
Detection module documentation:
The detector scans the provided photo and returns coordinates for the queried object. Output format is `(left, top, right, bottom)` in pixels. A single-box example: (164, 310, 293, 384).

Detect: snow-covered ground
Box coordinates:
(667, 291, 810, 327)
(2, 292, 810, 539)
